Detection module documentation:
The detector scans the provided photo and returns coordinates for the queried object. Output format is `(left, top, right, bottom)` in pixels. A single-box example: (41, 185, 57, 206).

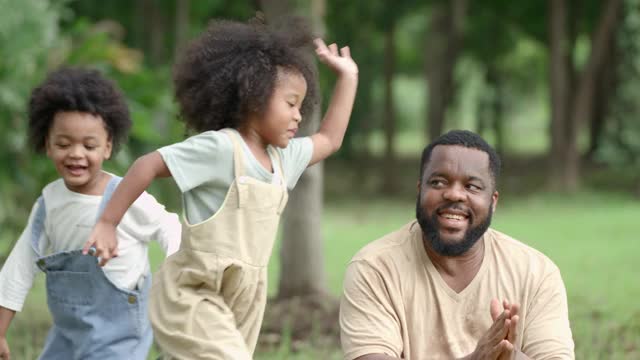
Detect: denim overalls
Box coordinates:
(31, 176, 153, 360)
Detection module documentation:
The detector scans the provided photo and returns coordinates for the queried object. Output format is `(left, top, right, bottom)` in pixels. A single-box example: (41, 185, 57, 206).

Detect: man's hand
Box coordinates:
(82, 220, 118, 267)
(0, 336, 10, 360)
(468, 305, 513, 360)
(491, 299, 521, 360)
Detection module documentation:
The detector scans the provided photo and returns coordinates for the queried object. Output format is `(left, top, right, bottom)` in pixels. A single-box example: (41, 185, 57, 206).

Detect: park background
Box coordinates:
(1, 0, 639, 359)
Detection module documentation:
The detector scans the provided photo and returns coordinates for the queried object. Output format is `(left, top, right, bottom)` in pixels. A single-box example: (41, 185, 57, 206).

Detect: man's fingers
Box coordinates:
(487, 312, 510, 345)
(490, 298, 501, 321)
(508, 315, 519, 344)
(510, 303, 520, 317)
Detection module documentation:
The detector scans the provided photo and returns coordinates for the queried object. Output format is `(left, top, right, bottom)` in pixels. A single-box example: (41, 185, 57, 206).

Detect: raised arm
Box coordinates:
(308, 38, 358, 166)
(83, 151, 171, 265)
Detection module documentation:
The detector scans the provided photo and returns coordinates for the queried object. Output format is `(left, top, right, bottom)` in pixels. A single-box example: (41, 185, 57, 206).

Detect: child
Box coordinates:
(84, 17, 358, 359)
(0, 67, 181, 360)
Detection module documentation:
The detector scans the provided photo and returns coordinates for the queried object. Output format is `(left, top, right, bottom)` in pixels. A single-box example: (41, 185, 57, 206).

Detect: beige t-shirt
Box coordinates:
(340, 221, 574, 360)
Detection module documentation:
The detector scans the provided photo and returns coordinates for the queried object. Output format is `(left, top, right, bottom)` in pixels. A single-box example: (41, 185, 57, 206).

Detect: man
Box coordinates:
(340, 130, 574, 360)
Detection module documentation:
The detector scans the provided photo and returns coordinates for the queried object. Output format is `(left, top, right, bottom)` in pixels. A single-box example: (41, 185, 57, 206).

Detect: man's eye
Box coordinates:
(467, 184, 481, 190)
(85, 145, 97, 150)
(430, 180, 444, 187)
(57, 144, 69, 149)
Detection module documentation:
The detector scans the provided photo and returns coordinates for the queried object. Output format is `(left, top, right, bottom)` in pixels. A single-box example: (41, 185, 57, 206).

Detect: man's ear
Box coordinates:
(491, 190, 499, 213)
(417, 180, 421, 196)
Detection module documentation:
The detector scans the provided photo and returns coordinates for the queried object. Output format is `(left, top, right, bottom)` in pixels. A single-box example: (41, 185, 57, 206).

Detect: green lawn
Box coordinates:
(5, 192, 640, 359)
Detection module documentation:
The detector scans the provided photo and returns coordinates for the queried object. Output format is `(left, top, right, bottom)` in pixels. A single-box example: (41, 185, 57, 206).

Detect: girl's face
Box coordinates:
(253, 68, 307, 148)
(46, 111, 112, 195)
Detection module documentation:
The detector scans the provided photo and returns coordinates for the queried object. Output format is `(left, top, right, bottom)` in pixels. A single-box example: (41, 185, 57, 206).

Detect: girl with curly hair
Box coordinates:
(0, 67, 181, 360)
(84, 17, 358, 359)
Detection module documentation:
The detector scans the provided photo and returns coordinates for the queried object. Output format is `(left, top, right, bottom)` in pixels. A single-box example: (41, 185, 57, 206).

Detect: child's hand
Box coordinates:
(314, 39, 358, 78)
(0, 336, 10, 360)
(82, 220, 119, 266)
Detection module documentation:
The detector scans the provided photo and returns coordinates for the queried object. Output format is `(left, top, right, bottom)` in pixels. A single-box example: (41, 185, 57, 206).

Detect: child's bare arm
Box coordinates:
(0, 306, 15, 359)
(309, 39, 358, 166)
(83, 151, 171, 266)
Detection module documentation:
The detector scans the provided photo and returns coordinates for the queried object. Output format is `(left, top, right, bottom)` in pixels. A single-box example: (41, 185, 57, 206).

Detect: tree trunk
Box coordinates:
(564, 0, 622, 191)
(149, 0, 165, 66)
(259, 0, 329, 299)
(488, 65, 505, 156)
(425, 0, 466, 141)
(382, 24, 397, 194)
(548, 0, 571, 191)
(174, 0, 190, 60)
(588, 41, 616, 159)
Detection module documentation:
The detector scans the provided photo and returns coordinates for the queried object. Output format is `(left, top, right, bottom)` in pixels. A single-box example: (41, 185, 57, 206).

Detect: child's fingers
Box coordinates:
(82, 239, 94, 255)
(314, 38, 327, 51)
(340, 46, 351, 58)
(328, 43, 339, 56)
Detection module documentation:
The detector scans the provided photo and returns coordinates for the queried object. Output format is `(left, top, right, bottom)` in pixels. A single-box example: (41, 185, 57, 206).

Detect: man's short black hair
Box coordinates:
(419, 130, 501, 188)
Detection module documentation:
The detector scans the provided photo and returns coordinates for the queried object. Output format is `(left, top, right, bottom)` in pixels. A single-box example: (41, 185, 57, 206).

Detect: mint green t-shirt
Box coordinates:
(158, 128, 313, 224)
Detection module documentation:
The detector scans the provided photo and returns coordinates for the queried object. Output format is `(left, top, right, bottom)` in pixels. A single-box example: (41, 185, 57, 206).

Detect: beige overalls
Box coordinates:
(149, 130, 288, 360)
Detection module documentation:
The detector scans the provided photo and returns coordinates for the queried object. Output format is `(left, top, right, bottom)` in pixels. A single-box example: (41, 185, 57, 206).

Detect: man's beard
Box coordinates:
(416, 196, 493, 257)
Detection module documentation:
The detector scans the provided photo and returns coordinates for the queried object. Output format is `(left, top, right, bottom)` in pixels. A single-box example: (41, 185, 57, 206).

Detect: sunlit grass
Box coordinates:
(5, 192, 639, 359)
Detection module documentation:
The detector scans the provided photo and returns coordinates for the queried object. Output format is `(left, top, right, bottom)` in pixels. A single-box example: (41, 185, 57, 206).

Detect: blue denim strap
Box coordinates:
(96, 176, 122, 221)
(30, 196, 47, 256)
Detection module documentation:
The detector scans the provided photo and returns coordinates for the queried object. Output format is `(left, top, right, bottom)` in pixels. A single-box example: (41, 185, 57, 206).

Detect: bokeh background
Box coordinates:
(1, 0, 639, 359)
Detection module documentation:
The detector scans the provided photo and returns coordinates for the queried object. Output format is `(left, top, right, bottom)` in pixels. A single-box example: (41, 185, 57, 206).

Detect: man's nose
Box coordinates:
(443, 183, 465, 202)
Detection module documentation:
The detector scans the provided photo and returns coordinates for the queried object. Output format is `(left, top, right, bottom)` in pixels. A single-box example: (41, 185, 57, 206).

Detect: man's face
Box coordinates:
(416, 145, 498, 257)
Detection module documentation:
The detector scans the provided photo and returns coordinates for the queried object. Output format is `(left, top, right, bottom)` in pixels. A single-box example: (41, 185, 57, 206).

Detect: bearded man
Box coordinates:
(339, 130, 574, 360)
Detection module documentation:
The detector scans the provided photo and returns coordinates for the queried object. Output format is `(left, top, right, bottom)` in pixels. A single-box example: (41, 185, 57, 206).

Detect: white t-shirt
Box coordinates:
(0, 178, 181, 312)
(158, 128, 314, 224)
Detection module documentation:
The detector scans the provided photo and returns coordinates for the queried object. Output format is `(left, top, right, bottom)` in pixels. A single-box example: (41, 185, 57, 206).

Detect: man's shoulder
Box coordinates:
(350, 221, 419, 265)
(487, 228, 560, 272)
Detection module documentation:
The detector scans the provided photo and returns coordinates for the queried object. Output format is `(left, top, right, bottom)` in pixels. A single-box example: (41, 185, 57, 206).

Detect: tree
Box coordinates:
(548, 0, 623, 191)
(0, 0, 65, 263)
(425, 0, 467, 140)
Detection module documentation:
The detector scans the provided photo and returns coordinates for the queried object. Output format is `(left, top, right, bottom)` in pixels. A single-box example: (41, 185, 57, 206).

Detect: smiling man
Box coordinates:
(339, 130, 574, 360)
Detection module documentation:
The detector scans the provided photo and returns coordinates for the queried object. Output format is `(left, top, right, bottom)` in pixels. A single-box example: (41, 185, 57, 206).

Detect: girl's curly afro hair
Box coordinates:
(173, 16, 319, 133)
(28, 67, 131, 154)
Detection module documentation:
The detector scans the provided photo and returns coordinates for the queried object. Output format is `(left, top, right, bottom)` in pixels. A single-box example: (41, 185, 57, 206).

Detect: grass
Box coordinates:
(4, 191, 640, 359)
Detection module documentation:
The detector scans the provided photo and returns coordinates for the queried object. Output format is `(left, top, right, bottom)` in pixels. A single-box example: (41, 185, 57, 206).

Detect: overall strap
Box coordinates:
(221, 129, 246, 179)
(96, 176, 122, 221)
(222, 129, 248, 208)
(266, 147, 288, 214)
(30, 196, 47, 256)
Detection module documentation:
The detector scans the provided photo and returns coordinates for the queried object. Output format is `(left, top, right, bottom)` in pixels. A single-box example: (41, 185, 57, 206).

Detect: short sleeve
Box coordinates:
(521, 267, 575, 359)
(157, 131, 233, 193)
(278, 136, 313, 189)
(340, 261, 403, 360)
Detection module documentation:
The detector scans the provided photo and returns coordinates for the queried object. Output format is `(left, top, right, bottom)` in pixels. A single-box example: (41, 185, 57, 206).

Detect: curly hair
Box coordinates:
(173, 16, 319, 133)
(28, 67, 131, 154)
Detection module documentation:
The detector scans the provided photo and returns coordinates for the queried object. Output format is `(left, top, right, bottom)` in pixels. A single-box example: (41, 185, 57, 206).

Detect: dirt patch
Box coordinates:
(259, 293, 340, 352)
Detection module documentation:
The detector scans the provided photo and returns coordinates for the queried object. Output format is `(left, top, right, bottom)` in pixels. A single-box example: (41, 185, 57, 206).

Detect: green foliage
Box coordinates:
(596, 0, 640, 171)
(0, 0, 67, 254)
